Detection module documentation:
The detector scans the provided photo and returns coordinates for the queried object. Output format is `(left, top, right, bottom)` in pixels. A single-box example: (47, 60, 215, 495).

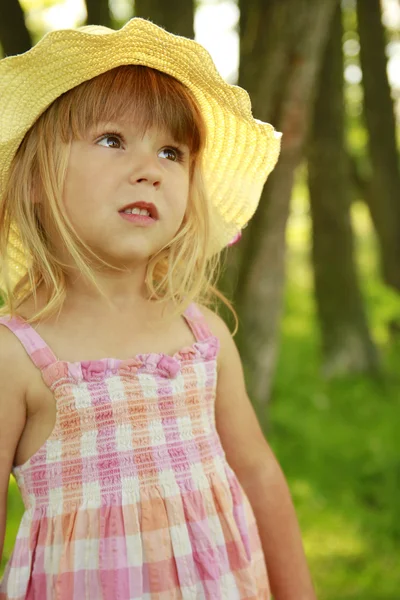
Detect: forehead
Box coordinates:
(64, 66, 204, 154)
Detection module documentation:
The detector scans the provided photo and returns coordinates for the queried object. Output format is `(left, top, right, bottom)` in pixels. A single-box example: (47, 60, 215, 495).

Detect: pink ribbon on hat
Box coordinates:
(226, 231, 242, 247)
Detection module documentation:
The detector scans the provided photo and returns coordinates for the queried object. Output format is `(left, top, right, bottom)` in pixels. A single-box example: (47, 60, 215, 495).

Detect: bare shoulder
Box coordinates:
(194, 303, 251, 383)
(194, 303, 232, 334)
(194, 303, 234, 370)
(195, 303, 272, 477)
(0, 321, 27, 372)
(194, 302, 243, 382)
(0, 323, 28, 494)
(0, 322, 30, 402)
(0, 320, 33, 415)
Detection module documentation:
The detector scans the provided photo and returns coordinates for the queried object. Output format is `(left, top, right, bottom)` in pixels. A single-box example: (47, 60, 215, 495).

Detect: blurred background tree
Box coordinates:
(86, 0, 111, 27)
(228, 0, 338, 406)
(0, 0, 31, 54)
(308, 3, 379, 377)
(135, 0, 194, 38)
(357, 0, 400, 296)
(1, 1, 400, 598)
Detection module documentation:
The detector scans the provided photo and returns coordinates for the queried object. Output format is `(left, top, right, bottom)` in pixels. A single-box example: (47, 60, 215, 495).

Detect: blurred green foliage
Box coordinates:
(262, 177, 399, 599)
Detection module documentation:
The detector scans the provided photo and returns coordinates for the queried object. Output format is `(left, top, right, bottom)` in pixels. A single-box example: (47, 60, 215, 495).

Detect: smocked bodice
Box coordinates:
(5, 304, 222, 512)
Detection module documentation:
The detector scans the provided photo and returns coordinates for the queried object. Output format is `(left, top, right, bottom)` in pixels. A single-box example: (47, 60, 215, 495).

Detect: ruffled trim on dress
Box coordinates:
(41, 336, 220, 386)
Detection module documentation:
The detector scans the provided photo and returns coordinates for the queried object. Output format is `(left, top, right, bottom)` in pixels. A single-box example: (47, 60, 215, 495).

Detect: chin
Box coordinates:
(117, 251, 156, 267)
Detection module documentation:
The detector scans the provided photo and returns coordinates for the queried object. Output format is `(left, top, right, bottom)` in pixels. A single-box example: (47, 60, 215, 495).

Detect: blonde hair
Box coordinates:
(0, 66, 238, 332)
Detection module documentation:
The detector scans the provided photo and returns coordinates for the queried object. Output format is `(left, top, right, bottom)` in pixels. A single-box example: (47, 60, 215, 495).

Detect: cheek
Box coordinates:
(167, 174, 189, 219)
(179, 174, 190, 209)
(63, 159, 82, 203)
(63, 177, 81, 222)
(63, 164, 96, 216)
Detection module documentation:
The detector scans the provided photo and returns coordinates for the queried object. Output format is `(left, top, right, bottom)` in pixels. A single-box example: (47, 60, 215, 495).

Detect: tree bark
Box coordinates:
(0, 0, 31, 56)
(134, 0, 195, 38)
(357, 0, 400, 292)
(85, 0, 112, 27)
(228, 0, 338, 406)
(224, 0, 340, 405)
(308, 5, 379, 377)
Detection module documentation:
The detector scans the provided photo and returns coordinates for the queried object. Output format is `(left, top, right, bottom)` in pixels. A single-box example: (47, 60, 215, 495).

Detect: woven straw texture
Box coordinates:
(0, 18, 281, 286)
(0, 302, 270, 599)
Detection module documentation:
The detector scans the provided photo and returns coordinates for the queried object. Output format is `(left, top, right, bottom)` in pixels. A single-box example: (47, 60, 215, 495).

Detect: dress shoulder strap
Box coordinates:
(0, 315, 58, 371)
(183, 302, 215, 342)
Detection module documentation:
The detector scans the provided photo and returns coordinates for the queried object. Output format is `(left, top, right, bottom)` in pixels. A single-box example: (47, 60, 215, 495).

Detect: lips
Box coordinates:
(119, 201, 159, 220)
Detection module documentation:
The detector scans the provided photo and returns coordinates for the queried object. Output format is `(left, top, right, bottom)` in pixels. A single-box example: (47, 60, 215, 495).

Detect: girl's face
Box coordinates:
(61, 118, 190, 268)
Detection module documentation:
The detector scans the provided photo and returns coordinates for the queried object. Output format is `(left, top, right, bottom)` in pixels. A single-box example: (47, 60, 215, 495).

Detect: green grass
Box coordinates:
(265, 281, 400, 599)
(2, 190, 399, 598)
(261, 191, 400, 599)
(1, 479, 24, 572)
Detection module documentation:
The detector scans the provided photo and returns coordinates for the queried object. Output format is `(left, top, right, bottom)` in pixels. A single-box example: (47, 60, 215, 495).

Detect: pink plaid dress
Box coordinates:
(0, 302, 270, 599)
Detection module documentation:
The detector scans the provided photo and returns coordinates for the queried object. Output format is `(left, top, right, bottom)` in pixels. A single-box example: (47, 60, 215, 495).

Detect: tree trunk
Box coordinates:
(85, 0, 112, 27)
(357, 0, 400, 292)
(228, 0, 338, 406)
(134, 0, 194, 38)
(0, 0, 31, 56)
(308, 5, 379, 377)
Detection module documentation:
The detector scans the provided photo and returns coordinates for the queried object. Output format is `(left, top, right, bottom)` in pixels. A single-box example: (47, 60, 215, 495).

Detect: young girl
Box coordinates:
(0, 18, 315, 600)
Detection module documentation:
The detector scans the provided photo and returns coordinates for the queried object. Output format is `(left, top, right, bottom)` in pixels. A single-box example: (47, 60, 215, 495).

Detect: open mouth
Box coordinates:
(119, 211, 157, 226)
(119, 203, 159, 220)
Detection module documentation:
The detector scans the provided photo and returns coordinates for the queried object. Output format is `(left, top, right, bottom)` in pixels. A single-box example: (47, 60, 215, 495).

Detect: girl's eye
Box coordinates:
(158, 146, 185, 163)
(97, 133, 124, 149)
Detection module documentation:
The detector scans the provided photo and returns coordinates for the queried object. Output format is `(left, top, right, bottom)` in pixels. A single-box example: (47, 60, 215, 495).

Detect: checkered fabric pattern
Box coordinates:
(0, 303, 270, 599)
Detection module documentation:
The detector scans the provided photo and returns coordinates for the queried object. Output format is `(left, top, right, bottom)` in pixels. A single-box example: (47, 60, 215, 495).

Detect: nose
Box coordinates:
(129, 152, 162, 189)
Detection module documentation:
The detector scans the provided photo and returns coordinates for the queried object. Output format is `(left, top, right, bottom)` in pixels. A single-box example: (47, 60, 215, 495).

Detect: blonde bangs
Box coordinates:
(57, 65, 205, 160)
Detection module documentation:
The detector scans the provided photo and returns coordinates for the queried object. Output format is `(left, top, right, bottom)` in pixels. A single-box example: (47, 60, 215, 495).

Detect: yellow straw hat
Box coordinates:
(0, 17, 281, 286)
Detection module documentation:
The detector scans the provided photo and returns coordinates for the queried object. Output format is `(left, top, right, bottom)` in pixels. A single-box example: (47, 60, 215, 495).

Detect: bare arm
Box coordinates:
(200, 306, 316, 600)
(0, 326, 27, 563)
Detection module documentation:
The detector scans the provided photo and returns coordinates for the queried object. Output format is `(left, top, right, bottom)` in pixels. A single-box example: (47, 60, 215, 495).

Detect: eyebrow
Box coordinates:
(90, 120, 190, 148)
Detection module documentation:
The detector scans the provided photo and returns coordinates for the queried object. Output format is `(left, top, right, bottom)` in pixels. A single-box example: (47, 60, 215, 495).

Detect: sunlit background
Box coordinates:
(19, 0, 400, 98)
